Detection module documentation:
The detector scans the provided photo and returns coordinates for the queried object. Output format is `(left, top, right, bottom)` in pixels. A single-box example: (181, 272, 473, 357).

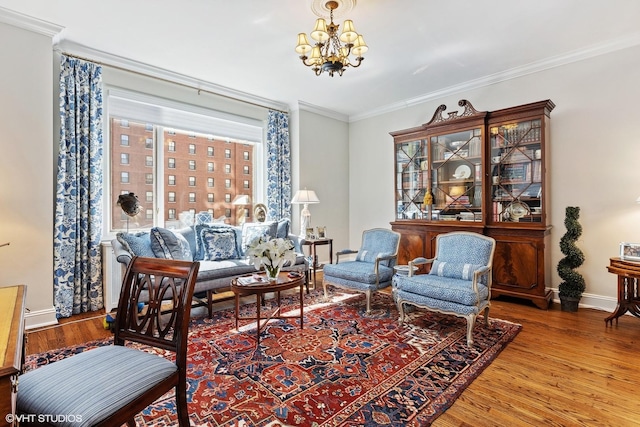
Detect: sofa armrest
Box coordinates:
(111, 238, 133, 266)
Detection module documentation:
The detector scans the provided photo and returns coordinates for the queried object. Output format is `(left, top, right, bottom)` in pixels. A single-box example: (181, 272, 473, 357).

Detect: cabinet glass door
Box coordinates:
(395, 139, 428, 220)
(430, 128, 483, 222)
(489, 119, 543, 223)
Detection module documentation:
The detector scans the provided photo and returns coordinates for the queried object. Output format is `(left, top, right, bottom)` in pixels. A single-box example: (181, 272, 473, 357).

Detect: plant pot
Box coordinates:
(560, 296, 580, 312)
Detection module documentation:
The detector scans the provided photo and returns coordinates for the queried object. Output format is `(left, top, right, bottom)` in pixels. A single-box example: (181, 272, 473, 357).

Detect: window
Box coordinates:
(225, 179, 231, 188)
(108, 90, 263, 232)
(243, 180, 250, 189)
(225, 194, 231, 203)
(225, 164, 231, 174)
(243, 165, 250, 174)
(244, 151, 250, 161)
(225, 208, 231, 218)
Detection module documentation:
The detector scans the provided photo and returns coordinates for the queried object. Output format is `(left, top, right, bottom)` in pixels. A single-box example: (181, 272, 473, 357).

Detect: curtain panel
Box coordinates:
(54, 55, 104, 318)
(266, 110, 292, 220)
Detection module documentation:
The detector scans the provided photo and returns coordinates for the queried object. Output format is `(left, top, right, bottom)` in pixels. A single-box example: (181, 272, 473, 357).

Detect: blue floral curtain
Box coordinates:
(54, 55, 104, 318)
(266, 110, 292, 220)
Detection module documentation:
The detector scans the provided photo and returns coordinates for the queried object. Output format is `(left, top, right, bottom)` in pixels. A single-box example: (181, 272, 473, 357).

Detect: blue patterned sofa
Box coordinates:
(392, 231, 496, 345)
(111, 219, 308, 316)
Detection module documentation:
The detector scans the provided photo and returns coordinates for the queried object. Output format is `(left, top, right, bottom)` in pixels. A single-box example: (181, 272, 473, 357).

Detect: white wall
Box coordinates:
(0, 19, 59, 327)
(348, 44, 640, 311)
(294, 108, 350, 259)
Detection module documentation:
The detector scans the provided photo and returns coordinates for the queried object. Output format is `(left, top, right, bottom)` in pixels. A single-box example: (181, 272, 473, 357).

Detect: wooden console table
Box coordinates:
(0, 285, 26, 427)
(606, 258, 640, 325)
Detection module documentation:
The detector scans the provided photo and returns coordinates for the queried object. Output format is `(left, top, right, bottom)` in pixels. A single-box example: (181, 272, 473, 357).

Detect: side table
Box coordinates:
(301, 238, 333, 288)
(231, 272, 304, 344)
(606, 257, 640, 325)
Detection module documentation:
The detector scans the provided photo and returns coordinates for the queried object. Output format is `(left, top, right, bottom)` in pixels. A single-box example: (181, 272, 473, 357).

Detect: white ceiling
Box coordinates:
(2, 0, 640, 120)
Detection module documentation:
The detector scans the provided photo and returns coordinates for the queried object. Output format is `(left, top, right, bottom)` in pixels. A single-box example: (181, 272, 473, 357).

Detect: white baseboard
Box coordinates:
(548, 289, 619, 313)
(25, 306, 58, 330)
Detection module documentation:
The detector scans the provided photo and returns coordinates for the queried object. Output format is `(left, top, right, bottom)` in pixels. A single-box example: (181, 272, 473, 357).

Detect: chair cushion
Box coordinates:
(429, 260, 484, 281)
(393, 274, 488, 306)
(116, 232, 155, 258)
(201, 227, 239, 261)
(356, 229, 399, 267)
(276, 218, 290, 239)
(324, 261, 395, 284)
(395, 288, 484, 316)
(17, 345, 177, 427)
(436, 233, 494, 265)
(195, 211, 213, 225)
(150, 227, 193, 261)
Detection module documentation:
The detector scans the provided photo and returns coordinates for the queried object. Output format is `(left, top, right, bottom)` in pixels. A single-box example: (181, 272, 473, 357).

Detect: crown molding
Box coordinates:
(55, 40, 290, 114)
(0, 6, 63, 38)
(349, 32, 640, 123)
(297, 101, 349, 122)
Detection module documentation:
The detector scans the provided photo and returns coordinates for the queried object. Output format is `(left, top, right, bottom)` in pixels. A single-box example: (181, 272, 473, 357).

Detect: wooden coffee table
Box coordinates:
(231, 271, 304, 344)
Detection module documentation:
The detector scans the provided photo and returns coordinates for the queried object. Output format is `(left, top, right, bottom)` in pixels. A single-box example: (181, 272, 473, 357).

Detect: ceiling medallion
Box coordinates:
(295, 0, 368, 77)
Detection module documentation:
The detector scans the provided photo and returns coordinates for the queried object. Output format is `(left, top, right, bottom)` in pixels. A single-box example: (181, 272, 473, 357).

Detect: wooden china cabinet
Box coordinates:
(390, 99, 555, 309)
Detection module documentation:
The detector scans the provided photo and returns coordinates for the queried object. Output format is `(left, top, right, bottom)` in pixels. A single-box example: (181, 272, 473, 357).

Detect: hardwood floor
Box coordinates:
(25, 288, 640, 426)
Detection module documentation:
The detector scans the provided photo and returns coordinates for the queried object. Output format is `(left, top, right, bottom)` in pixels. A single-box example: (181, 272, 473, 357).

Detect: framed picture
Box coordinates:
(305, 227, 316, 240)
(620, 242, 640, 261)
(317, 226, 327, 239)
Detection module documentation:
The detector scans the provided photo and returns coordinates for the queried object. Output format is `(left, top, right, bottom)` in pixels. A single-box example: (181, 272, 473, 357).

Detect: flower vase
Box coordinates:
(264, 265, 281, 282)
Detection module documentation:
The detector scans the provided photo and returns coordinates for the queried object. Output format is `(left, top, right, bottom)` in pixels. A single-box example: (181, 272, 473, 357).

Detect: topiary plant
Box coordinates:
(557, 206, 585, 300)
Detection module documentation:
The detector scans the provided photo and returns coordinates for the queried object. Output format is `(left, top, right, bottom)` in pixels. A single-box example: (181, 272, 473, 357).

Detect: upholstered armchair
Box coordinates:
(393, 231, 496, 346)
(322, 228, 401, 313)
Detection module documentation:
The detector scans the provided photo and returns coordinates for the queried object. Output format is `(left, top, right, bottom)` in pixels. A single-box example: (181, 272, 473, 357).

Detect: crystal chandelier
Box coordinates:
(295, 0, 368, 77)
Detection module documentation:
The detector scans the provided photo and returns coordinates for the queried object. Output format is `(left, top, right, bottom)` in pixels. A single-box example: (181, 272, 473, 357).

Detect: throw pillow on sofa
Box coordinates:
(149, 227, 193, 261)
(241, 221, 278, 253)
(201, 228, 239, 261)
(194, 223, 240, 260)
(116, 232, 155, 258)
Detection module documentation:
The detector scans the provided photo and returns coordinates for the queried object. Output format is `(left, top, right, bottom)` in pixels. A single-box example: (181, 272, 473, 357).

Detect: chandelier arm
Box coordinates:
(346, 57, 364, 68)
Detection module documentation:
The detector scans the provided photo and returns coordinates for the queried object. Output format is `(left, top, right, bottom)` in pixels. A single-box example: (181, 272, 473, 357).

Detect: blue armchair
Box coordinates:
(393, 231, 496, 345)
(322, 228, 401, 313)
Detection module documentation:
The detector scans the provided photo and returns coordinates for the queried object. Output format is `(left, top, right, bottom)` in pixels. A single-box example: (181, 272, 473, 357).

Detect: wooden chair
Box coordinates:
(17, 256, 199, 426)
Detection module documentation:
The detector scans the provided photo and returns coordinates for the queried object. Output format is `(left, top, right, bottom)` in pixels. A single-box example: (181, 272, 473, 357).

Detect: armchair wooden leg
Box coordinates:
(465, 314, 477, 346)
(322, 280, 329, 300)
(483, 306, 490, 327)
(364, 290, 372, 314)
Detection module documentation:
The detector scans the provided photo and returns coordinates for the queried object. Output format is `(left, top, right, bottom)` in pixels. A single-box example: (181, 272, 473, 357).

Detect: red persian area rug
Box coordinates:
(25, 289, 521, 426)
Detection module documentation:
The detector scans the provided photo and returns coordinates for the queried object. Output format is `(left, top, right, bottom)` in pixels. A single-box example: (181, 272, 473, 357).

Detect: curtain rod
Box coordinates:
(58, 50, 289, 114)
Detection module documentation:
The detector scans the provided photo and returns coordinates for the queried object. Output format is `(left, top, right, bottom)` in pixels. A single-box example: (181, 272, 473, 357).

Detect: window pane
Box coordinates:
(110, 116, 259, 232)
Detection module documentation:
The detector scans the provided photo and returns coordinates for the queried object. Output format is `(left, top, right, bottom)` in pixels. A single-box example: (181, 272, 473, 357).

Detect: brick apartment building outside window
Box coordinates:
(110, 118, 255, 231)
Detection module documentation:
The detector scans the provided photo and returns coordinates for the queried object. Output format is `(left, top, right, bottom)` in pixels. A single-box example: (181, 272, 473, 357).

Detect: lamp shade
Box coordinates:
(232, 194, 251, 205)
(291, 189, 320, 204)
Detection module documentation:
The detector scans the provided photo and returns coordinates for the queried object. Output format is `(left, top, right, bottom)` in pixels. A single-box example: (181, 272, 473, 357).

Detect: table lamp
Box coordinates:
(291, 188, 320, 238)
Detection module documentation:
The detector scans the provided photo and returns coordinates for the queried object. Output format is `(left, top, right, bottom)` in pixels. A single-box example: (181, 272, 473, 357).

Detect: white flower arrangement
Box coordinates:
(245, 236, 296, 279)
